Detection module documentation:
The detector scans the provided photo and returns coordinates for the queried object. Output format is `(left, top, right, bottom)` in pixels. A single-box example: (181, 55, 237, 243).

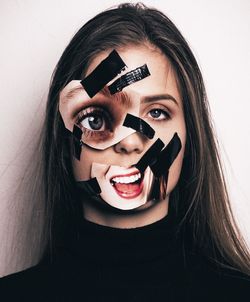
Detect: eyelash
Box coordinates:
(76, 104, 171, 140)
(146, 107, 171, 122)
(77, 107, 113, 138)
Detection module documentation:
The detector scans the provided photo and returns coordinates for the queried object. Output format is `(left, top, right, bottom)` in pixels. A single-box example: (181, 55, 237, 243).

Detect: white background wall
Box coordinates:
(0, 0, 250, 265)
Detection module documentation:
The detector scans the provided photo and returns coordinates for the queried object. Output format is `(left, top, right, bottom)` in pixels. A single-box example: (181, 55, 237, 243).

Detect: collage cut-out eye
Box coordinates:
(77, 106, 114, 141)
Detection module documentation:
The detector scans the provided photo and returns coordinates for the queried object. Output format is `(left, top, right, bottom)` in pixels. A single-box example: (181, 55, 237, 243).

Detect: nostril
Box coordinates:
(114, 132, 145, 154)
(115, 145, 143, 154)
(119, 147, 128, 154)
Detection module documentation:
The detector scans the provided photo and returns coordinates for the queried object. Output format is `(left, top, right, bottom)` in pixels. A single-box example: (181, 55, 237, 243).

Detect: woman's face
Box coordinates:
(71, 44, 186, 218)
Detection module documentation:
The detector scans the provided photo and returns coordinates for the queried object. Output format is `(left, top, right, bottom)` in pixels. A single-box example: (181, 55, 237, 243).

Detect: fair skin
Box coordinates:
(60, 44, 186, 228)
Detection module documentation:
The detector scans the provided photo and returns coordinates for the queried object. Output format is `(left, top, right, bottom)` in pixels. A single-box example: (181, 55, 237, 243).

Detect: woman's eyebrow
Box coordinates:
(65, 87, 177, 108)
(65, 85, 126, 100)
(65, 86, 84, 100)
(142, 94, 179, 106)
(99, 87, 132, 107)
(65, 85, 132, 108)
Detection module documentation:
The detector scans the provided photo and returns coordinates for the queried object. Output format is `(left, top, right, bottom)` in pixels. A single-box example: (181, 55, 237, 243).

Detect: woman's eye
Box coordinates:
(80, 114, 106, 131)
(148, 109, 170, 120)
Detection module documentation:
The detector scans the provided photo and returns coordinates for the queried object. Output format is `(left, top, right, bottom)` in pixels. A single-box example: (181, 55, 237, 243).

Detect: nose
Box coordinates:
(114, 132, 145, 154)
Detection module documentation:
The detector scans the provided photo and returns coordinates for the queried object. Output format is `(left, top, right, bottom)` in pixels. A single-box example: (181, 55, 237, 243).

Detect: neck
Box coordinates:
(82, 196, 169, 229)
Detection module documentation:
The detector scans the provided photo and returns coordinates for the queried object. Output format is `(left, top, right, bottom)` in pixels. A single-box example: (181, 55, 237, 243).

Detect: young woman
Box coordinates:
(1, 3, 250, 301)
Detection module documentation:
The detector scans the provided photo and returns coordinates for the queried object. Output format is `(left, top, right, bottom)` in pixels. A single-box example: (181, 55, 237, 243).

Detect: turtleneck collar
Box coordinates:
(67, 207, 181, 266)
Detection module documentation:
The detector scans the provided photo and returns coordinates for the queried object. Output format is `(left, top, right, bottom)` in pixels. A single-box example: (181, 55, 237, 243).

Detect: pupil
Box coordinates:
(150, 109, 161, 118)
(88, 116, 103, 130)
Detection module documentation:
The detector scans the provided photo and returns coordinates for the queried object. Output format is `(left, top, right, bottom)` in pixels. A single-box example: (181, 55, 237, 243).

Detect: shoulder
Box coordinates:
(0, 263, 58, 301)
(0, 249, 87, 301)
(186, 253, 250, 301)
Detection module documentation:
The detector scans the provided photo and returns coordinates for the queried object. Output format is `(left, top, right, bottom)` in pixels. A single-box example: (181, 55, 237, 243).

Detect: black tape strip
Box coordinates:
(64, 127, 73, 138)
(150, 133, 182, 178)
(80, 50, 126, 98)
(62, 128, 72, 158)
(134, 138, 164, 173)
(123, 113, 155, 139)
(73, 124, 82, 140)
(108, 64, 150, 95)
(76, 177, 101, 196)
(64, 125, 83, 160)
(73, 141, 82, 161)
(149, 171, 169, 200)
(72, 125, 83, 160)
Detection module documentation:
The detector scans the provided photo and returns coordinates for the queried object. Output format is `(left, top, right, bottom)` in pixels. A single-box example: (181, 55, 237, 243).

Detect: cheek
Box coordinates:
(152, 112, 186, 146)
(167, 146, 185, 194)
(72, 147, 95, 180)
(72, 147, 114, 180)
(166, 124, 186, 194)
(72, 157, 89, 181)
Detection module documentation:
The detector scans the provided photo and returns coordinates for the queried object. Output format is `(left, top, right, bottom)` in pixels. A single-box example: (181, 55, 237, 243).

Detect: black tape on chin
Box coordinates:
(123, 113, 155, 139)
(80, 50, 126, 98)
(134, 138, 164, 173)
(108, 64, 150, 94)
(76, 177, 101, 196)
(151, 133, 182, 178)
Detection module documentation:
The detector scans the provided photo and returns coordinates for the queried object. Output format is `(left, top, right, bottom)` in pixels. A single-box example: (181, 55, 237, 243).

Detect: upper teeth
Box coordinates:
(111, 172, 141, 184)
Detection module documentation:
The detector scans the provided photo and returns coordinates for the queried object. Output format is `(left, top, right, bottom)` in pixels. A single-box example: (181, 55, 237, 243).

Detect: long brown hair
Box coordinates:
(37, 3, 250, 274)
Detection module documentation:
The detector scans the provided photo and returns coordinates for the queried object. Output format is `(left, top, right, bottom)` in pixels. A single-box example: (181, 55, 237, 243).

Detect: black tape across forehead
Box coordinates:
(150, 133, 182, 178)
(134, 138, 164, 173)
(108, 64, 150, 95)
(123, 113, 155, 139)
(76, 177, 101, 196)
(80, 50, 126, 98)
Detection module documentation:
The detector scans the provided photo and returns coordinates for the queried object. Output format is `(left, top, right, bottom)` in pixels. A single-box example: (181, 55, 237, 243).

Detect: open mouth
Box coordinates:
(110, 171, 144, 199)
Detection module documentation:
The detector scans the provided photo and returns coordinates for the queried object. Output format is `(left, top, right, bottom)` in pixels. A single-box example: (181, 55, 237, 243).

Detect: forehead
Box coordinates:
(85, 45, 181, 102)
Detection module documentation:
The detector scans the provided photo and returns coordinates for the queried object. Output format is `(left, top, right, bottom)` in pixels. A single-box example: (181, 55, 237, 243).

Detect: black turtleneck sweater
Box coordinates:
(1, 211, 249, 301)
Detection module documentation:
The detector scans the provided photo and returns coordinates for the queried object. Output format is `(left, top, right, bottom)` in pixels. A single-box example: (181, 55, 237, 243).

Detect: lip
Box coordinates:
(110, 170, 144, 199)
